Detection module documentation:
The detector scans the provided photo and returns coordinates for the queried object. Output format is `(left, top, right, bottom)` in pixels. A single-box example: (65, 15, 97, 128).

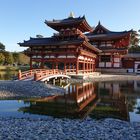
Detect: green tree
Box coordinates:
(12, 52, 19, 64)
(3, 51, 14, 65)
(0, 42, 5, 51)
(0, 52, 5, 64)
(18, 53, 30, 65)
(129, 30, 140, 53)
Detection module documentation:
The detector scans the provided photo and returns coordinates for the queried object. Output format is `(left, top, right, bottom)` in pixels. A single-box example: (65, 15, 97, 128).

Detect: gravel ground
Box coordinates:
(0, 76, 140, 139)
(0, 117, 139, 140)
(0, 81, 64, 99)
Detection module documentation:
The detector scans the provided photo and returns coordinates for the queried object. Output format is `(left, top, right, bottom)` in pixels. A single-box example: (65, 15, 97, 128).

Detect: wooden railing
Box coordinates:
(18, 69, 66, 81)
(34, 69, 65, 81)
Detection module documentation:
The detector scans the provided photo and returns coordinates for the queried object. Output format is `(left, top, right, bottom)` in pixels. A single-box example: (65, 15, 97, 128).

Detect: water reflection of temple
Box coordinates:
(19, 81, 140, 121)
(90, 82, 129, 121)
(20, 83, 99, 119)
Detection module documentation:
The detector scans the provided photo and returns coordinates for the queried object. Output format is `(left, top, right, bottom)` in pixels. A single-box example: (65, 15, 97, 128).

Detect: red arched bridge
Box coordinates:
(18, 69, 71, 82)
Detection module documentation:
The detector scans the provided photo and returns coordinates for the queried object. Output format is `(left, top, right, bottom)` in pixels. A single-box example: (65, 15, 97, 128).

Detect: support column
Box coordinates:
(93, 59, 95, 72)
(112, 55, 114, 68)
(53, 78, 55, 85)
(64, 62, 66, 73)
(76, 60, 79, 74)
(56, 62, 58, 70)
(56, 62, 58, 73)
(52, 63, 55, 74)
(40, 59, 44, 69)
(86, 63, 88, 73)
(91, 61, 93, 73)
(18, 70, 22, 80)
(89, 61, 91, 73)
(83, 60, 85, 74)
(92, 61, 93, 72)
(30, 58, 32, 70)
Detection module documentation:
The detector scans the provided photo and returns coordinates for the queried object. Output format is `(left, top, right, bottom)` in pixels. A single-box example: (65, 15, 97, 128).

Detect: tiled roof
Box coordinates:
(86, 31, 131, 40)
(18, 37, 85, 46)
(86, 22, 132, 40)
(45, 16, 93, 32)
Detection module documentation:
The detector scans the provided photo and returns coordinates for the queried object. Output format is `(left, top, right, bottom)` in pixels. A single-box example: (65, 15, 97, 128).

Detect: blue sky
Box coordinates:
(0, 0, 140, 52)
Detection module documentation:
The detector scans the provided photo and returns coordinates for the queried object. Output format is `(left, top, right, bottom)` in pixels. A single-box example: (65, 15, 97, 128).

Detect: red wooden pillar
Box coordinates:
(111, 55, 114, 68)
(52, 63, 55, 74)
(76, 60, 79, 74)
(83, 61, 85, 74)
(18, 70, 22, 80)
(30, 58, 32, 70)
(87, 61, 89, 73)
(40, 60, 44, 69)
(89, 61, 91, 73)
(92, 62, 94, 72)
(93, 59, 95, 72)
(72, 63, 74, 72)
(91, 61, 93, 72)
(56, 62, 58, 73)
(64, 62, 66, 73)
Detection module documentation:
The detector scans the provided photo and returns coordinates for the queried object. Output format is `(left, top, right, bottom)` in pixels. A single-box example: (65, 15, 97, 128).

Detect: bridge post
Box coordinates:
(30, 70, 32, 76)
(59, 78, 63, 86)
(18, 70, 22, 80)
(34, 72, 39, 81)
(53, 69, 55, 74)
(53, 78, 55, 85)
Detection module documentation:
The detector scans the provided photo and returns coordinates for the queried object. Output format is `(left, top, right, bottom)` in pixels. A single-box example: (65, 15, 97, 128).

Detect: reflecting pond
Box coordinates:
(0, 81, 140, 122)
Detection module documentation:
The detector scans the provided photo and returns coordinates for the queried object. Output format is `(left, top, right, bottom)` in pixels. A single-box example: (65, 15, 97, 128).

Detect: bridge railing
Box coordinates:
(18, 69, 66, 81)
(18, 69, 49, 80)
(34, 69, 65, 81)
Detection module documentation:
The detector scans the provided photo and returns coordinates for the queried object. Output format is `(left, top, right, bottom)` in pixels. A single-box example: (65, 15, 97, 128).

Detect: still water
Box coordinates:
(0, 80, 140, 122)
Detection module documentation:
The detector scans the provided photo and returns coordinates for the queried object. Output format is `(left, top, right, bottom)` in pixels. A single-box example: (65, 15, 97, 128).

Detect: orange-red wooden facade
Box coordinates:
(19, 15, 131, 72)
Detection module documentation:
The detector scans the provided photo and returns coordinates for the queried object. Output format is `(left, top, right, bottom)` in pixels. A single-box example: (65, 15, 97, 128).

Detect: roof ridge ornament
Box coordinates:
(69, 12, 75, 18)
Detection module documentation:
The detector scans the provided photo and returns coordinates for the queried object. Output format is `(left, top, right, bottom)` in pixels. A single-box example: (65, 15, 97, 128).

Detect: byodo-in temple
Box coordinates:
(19, 13, 132, 75)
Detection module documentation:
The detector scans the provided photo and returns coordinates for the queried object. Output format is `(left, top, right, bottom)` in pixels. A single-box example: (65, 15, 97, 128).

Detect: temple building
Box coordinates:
(86, 22, 131, 69)
(122, 53, 140, 73)
(19, 14, 132, 74)
(19, 14, 101, 74)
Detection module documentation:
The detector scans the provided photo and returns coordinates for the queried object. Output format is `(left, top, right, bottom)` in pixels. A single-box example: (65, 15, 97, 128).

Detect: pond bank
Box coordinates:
(0, 74, 140, 99)
(69, 74, 140, 83)
(0, 81, 64, 99)
(0, 117, 139, 140)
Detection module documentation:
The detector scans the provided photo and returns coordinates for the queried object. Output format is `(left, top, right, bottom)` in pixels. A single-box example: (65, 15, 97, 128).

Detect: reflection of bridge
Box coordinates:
(18, 69, 70, 82)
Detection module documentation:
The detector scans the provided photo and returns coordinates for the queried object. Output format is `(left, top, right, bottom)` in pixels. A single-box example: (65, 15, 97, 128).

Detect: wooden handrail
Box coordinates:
(18, 69, 66, 81)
